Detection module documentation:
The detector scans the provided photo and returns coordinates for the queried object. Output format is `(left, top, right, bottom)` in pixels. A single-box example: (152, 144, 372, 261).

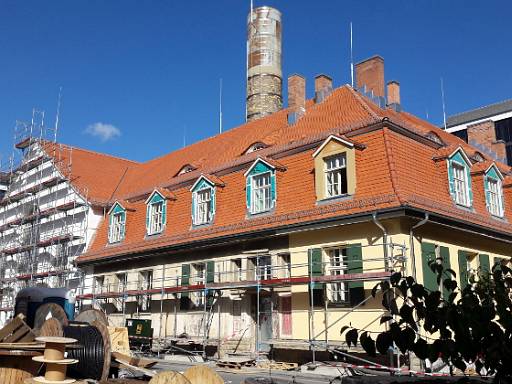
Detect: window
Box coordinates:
(193, 263, 205, 307)
(94, 276, 105, 294)
(115, 273, 127, 292)
(257, 256, 272, 280)
(148, 201, 164, 235)
(280, 253, 291, 278)
(327, 248, 348, 304)
(452, 162, 470, 206)
(138, 270, 153, 312)
(109, 212, 125, 243)
(324, 154, 347, 197)
(194, 188, 212, 225)
(487, 176, 503, 217)
(232, 259, 243, 281)
(251, 172, 272, 213)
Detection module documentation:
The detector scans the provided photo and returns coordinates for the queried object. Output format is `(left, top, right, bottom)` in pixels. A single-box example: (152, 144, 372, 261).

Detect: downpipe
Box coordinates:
(409, 213, 429, 280)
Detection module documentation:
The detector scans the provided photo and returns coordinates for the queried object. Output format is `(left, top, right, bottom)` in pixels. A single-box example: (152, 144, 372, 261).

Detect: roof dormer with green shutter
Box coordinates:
(244, 158, 278, 216)
(484, 163, 505, 218)
(190, 175, 217, 226)
(447, 148, 473, 208)
(108, 201, 127, 244)
(145, 190, 167, 236)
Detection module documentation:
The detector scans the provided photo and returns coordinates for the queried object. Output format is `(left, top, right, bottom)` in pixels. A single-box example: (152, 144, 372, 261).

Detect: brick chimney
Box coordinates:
(355, 55, 385, 98)
(288, 74, 306, 124)
(314, 74, 333, 103)
(387, 80, 400, 106)
(467, 120, 507, 163)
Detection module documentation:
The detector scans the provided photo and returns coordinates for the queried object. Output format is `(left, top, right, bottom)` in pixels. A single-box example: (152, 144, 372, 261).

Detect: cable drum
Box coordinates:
(63, 321, 111, 381)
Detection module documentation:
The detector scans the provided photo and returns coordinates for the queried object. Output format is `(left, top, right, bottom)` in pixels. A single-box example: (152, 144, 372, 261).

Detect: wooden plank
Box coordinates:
(113, 356, 157, 377)
(3, 324, 31, 343)
(0, 315, 24, 341)
(108, 327, 131, 355)
(112, 351, 157, 368)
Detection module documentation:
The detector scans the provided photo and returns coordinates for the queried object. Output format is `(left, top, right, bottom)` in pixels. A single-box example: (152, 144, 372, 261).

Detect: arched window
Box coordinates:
(145, 190, 167, 235)
(190, 176, 216, 226)
(447, 148, 473, 207)
(108, 202, 126, 243)
(244, 159, 276, 214)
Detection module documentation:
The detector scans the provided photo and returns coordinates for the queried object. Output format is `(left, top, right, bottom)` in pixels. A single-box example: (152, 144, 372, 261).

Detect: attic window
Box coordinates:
(178, 164, 196, 175)
(472, 152, 485, 163)
(245, 142, 268, 154)
(425, 131, 444, 146)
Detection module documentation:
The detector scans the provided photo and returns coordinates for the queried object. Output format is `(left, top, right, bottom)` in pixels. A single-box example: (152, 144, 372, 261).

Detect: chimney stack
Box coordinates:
(386, 80, 401, 111)
(314, 74, 333, 103)
(467, 120, 507, 163)
(355, 55, 385, 98)
(246, 6, 283, 122)
(287, 74, 305, 124)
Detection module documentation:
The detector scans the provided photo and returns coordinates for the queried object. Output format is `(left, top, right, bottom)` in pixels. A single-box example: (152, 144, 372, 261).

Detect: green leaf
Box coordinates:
(359, 332, 376, 357)
(371, 283, 380, 298)
(346, 328, 358, 347)
(412, 338, 428, 360)
(376, 331, 393, 355)
(380, 315, 393, 325)
(390, 272, 401, 286)
(340, 326, 350, 336)
(399, 304, 417, 331)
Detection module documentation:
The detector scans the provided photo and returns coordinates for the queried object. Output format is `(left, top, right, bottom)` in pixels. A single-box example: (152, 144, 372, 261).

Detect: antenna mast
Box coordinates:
(441, 77, 447, 130)
(54, 86, 63, 142)
(219, 78, 223, 134)
(350, 22, 354, 88)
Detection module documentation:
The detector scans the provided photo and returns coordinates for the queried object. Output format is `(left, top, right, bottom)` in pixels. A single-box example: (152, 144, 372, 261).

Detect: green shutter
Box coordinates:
(447, 161, 455, 198)
(439, 246, 451, 299)
(181, 264, 190, 298)
(210, 187, 216, 220)
(466, 166, 473, 206)
(191, 191, 196, 222)
(246, 176, 251, 209)
(347, 243, 365, 306)
(206, 261, 215, 283)
(421, 242, 437, 292)
(458, 250, 469, 290)
(270, 171, 276, 207)
(494, 257, 506, 272)
(479, 254, 490, 274)
(146, 204, 150, 232)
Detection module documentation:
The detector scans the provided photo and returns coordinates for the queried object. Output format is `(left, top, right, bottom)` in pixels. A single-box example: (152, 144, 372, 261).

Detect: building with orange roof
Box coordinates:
(1, 6, 511, 365)
(66, 55, 512, 360)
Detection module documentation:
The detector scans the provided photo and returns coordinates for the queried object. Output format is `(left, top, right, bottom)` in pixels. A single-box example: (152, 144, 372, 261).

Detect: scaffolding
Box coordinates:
(76, 241, 407, 362)
(0, 110, 89, 318)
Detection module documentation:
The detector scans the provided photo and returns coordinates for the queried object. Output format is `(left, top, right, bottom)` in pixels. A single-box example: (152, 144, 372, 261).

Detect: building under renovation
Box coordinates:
(1, 5, 511, 364)
(0, 115, 136, 325)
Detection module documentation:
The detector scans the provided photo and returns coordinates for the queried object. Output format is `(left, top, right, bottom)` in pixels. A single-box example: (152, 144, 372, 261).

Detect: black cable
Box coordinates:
(64, 322, 105, 381)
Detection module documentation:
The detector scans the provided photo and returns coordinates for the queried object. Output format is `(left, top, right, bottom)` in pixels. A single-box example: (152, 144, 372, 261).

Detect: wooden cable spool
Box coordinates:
(183, 365, 224, 384)
(33, 304, 69, 332)
(75, 309, 108, 326)
(149, 371, 191, 384)
(39, 319, 64, 338)
(30, 336, 78, 384)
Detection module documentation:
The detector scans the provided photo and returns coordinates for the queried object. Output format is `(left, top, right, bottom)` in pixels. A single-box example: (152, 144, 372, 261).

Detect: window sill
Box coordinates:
(246, 207, 275, 219)
(453, 202, 474, 212)
(107, 240, 124, 247)
(317, 194, 353, 205)
(490, 213, 507, 222)
(191, 221, 214, 230)
(145, 231, 164, 240)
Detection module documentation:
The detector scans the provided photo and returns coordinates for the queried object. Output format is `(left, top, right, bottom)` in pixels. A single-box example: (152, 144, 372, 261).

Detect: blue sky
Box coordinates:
(0, 1, 511, 164)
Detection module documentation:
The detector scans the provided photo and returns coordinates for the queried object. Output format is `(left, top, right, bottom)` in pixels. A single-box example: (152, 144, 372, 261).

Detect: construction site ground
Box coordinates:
(127, 358, 343, 383)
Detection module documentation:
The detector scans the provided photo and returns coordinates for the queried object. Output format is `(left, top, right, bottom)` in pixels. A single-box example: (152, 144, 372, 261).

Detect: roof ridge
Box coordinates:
(447, 98, 512, 120)
(345, 85, 382, 121)
(46, 140, 139, 164)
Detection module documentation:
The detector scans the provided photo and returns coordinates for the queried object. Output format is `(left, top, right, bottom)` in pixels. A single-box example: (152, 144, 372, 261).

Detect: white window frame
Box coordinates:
(109, 212, 125, 243)
(148, 201, 164, 235)
(251, 172, 272, 214)
(324, 153, 347, 198)
(327, 248, 348, 304)
(452, 161, 470, 207)
(487, 176, 503, 217)
(194, 188, 212, 225)
(257, 255, 272, 280)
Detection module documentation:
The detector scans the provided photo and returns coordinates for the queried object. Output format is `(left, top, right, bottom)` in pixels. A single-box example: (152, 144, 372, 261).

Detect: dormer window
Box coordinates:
(244, 142, 268, 154)
(425, 131, 444, 146)
(313, 135, 356, 201)
(484, 165, 504, 217)
(108, 202, 126, 243)
(244, 159, 277, 215)
(191, 176, 216, 226)
(447, 149, 473, 208)
(146, 191, 167, 235)
(178, 164, 196, 176)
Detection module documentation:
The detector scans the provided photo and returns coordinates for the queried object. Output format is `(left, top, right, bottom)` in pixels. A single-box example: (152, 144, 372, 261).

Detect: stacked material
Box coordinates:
(29, 336, 78, 384)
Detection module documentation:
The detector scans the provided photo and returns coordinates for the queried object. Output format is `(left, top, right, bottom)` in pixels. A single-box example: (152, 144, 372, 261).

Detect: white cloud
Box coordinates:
(85, 122, 121, 142)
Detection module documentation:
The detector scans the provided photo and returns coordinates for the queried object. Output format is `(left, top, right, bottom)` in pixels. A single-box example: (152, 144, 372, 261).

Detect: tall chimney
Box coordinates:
(314, 74, 333, 103)
(287, 74, 305, 124)
(355, 55, 385, 98)
(387, 80, 401, 110)
(246, 6, 283, 122)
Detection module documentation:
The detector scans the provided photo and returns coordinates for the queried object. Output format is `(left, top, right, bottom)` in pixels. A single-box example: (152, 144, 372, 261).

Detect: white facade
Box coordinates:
(0, 141, 102, 324)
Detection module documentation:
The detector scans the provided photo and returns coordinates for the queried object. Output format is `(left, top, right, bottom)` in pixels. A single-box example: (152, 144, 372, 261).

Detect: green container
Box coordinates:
(125, 318, 153, 339)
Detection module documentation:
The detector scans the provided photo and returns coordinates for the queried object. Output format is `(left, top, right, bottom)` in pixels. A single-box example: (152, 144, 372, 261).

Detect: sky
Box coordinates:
(0, 0, 511, 164)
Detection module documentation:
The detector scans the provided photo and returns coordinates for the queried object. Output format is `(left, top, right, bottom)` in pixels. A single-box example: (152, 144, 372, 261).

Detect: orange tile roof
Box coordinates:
(70, 85, 512, 264)
(41, 141, 138, 206)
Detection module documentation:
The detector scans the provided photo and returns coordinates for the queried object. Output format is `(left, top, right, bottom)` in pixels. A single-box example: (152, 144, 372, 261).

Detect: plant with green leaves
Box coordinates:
(340, 259, 512, 382)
